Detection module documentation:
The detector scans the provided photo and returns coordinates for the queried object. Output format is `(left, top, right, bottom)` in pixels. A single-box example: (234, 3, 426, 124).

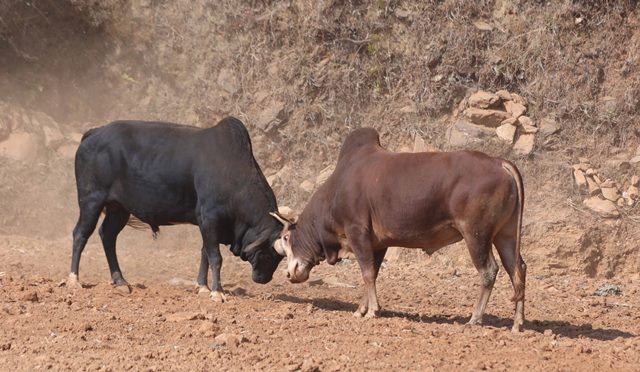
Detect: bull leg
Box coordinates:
(99, 207, 130, 292)
(463, 233, 498, 326)
(197, 245, 211, 295)
(348, 227, 385, 318)
(200, 223, 226, 303)
(69, 192, 105, 289)
(494, 232, 526, 332)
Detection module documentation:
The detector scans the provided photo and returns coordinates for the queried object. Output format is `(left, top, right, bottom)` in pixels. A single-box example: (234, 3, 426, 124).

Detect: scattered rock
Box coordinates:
(496, 123, 517, 143)
(601, 187, 620, 202)
(500, 117, 519, 126)
(214, 333, 247, 347)
(572, 163, 590, 172)
(594, 284, 622, 296)
(463, 107, 512, 127)
(255, 102, 288, 132)
(539, 117, 560, 136)
(511, 93, 528, 106)
(583, 197, 619, 218)
(495, 90, 512, 101)
(22, 291, 38, 302)
(513, 134, 535, 155)
(585, 177, 600, 196)
(166, 312, 206, 322)
(0, 343, 11, 351)
(472, 20, 494, 31)
(278, 206, 294, 217)
(626, 185, 638, 200)
(468, 91, 500, 109)
(630, 175, 639, 186)
(504, 100, 526, 118)
(299, 179, 315, 193)
(573, 169, 587, 188)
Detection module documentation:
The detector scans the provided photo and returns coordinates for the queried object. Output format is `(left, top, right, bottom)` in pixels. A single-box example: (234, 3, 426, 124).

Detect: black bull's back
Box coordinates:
(69, 117, 283, 296)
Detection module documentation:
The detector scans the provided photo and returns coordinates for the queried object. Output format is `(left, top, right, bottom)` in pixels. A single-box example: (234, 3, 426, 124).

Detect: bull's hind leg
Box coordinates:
(70, 192, 106, 288)
(99, 205, 131, 292)
(494, 229, 526, 332)
(462, 232, 498, 326)
(199, 220, 226, 303)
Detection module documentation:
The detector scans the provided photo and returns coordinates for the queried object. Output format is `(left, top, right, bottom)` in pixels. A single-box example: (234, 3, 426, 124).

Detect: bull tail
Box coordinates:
(501, 160, 525, 303)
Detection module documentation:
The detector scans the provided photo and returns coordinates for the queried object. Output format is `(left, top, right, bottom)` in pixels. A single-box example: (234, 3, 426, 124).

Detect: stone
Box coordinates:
(601, 187, 619, 202)
(467, 91, 500, 109)
(617, 198, 625, 207)
(627, 185, 639, 200)
(495, 90, 512, 101)
(539, 117, 560, 136)
(631, 175, 639, 186)
(472, 20, 494, 31)
(0, 132, 44, 163)
(413, 135, 437, 153)
(255, 103, 287, 132)
(504, 100, 526, 118)
(573, 169, 587, 188)
(593, 174, 602, 185)
(600, 179, 615, 188)
(513, 134, 535, 155)
(299, 180, 315, 193)
(585, 168, 596, 176)
(463, 107, 511, 127)
(586, 177, 600, 196)
(217, 68, 239, 95)
(22, 291, 38, 302)
(166, 312, 206, 322)
(511, 93, 528, 106)
(517, 115, 535, 127)
(520, 124, 539, 134)
(496, 123, 517, 143)
(447, 120, 496, 147)
(572, 163, 590, 172)
(578, 157, 590, 164)
(214, 333, 247, 347)
(316, 166, 334, 185)
(583, 197, 619, 218)
(500, 117, 518, 126)
(630, 156, 640, 164)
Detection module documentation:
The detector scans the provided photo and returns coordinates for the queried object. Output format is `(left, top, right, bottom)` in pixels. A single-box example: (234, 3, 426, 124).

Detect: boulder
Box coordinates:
(500, 117, 518, 126)
(583, 197, 619, 218)
(496, 123, 517, 143)
(513, 134, 535, 155)
(510, 93, 528, 106)
(504, 100, 526, 118)
(463, 107, 512, 127)
(468, 91, 500, 109)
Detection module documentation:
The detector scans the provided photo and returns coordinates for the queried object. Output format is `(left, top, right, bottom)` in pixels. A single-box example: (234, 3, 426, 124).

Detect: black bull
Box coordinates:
(69, 117, 284, 301)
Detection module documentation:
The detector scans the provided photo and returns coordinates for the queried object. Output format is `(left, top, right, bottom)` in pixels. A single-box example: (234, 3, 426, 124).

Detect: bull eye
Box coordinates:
(283, 234, 289, 242)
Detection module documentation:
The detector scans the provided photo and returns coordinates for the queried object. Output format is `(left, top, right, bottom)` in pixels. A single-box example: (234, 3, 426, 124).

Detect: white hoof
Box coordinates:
(210, 291, 226, 303)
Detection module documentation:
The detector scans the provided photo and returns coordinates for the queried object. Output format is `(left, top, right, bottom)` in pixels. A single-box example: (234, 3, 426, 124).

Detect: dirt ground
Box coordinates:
(1, 227, 638, 371)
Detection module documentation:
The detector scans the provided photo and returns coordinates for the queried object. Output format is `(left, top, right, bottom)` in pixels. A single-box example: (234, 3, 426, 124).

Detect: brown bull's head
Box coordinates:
(270, 211, 315, 283)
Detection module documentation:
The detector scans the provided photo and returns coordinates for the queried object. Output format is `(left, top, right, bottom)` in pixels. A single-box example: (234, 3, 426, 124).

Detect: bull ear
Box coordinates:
(269, 211, 294, 227)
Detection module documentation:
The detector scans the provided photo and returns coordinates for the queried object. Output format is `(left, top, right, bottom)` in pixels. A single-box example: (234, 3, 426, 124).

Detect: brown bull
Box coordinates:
(272, 127, 526, 332)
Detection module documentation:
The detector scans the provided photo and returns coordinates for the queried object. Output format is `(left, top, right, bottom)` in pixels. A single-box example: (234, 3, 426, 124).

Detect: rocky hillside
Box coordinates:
(1, 0, 638, 278)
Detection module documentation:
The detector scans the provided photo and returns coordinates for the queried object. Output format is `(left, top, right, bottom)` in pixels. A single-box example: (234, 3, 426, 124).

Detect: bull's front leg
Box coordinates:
(348, 227, 386, 319)
(199, 223, 226, 303)
(196, 245, 211, 296)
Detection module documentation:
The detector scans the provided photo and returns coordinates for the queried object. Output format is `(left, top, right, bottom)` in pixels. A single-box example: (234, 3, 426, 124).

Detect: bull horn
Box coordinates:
(273, 239, 286, 256)
(269, 211, 292, 226)
(244, 236, 268, 255)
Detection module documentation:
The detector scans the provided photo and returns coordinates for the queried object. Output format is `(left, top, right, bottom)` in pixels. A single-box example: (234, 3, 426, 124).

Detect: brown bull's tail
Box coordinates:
(501, 160, 525, 303)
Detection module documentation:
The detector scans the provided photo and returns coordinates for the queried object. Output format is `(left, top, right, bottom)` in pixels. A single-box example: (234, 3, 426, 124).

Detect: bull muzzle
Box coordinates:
(287, 258, 311, 283)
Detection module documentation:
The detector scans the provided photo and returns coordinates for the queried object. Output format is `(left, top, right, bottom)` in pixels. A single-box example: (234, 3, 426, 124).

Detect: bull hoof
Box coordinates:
(67, 273, 83, 289)
(511, 323, 523, 333)
(364, 310, 378, 319)
(197, 285, 211, 297)
(210, 291, 226, 303)
(466, 318, 483, 326)
(114, 284, 132, 294)
(353, 311, 364, 318)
